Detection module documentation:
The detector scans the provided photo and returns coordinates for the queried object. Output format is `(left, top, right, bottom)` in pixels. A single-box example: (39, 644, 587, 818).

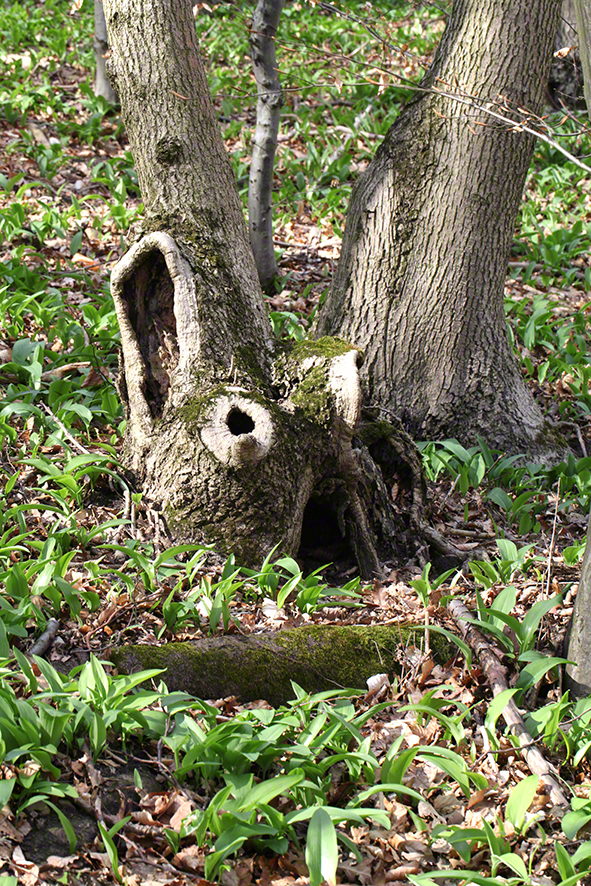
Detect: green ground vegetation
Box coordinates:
(1, 0, 591, 884)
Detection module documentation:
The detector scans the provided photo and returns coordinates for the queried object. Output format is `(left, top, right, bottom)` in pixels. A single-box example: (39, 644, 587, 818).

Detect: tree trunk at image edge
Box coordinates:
(563, 1, 591, 697)
(565, 511, 591, 697)
(317, 0, 564, 459)
(101, 0, 431, 577)
(548, 0, 584, 108)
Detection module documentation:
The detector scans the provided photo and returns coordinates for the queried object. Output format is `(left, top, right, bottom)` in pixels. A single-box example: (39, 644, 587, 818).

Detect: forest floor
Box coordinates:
(2, 1, 591, 885)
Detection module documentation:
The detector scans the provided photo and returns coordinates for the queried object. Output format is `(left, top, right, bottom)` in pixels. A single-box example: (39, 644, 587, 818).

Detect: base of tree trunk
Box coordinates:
(111, 231, 458, 578)
(110, 624, 453, 706)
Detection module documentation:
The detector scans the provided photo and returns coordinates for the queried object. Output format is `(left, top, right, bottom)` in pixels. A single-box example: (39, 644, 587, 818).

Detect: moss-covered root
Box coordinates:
(111, 624, 454, 706)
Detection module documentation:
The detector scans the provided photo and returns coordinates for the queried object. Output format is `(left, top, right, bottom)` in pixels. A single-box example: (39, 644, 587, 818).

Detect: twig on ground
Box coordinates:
(443, 528, 496, 539)
(39, 401, 91, 455)
(545, 478, 561, 599)
(447, 597, 569, 807)
(421, 523, 490, 564)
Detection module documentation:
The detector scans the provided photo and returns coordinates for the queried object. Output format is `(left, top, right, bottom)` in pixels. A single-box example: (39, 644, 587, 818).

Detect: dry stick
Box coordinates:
(39, 401, 91, 455)
(545, 477, 561, 599)
(29, 618, 60, 658)
(447, 598, 569, 807)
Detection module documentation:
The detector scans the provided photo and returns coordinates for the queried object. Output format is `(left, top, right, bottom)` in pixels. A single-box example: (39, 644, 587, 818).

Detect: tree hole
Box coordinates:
(123, 250, 178, 420)
(227, 408, 255, 436)
(298, 496, 353, 575)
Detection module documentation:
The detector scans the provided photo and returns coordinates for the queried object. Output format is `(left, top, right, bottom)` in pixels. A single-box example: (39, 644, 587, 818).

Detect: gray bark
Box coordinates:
(575, 0, 591, 110)
(317, 0, 565, 459)
(248, 0, 285, 292)
(559, 0, 579, 45)
(101, 0, 432, 577)
(93, 0, 118, 103)
(565, 512, 591, 697)
(564, 2, 590, 698)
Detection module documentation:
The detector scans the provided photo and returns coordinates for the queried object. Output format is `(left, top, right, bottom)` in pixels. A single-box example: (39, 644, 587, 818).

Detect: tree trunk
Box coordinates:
(549, 0, 584, 108)
(248, 0, 284, 292)
(317, 0, 564, 459)
(93, 0, 118, 103)
(563, 2, 591, 698)
(102, 0, 431, 577)
(574, 0, 591, 110)
(565, 513, 591, 697)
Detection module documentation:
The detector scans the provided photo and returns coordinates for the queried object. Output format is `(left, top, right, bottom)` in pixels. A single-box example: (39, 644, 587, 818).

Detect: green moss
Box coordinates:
(291, 365, 331, 424)
(356, 421, 397, 447)
(290, 336, 357, 362)
(111, 624, 455, 707)
(177, 386, 230, 427)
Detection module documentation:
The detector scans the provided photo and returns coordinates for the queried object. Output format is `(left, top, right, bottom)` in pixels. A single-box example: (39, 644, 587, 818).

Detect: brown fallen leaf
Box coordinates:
(10, 845, 39, 886)
(44, 854, 78, 868)
(169, 799, 195, 832)
(172, 844, 206, 872)
(385, 865, 421, 881)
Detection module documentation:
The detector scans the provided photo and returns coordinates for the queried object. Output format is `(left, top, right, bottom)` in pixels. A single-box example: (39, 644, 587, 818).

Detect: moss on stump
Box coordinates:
(111, 624, 454, 706)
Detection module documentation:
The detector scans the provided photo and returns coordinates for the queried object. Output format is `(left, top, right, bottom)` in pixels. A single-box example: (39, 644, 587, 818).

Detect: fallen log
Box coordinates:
(110, 623, 450, 707)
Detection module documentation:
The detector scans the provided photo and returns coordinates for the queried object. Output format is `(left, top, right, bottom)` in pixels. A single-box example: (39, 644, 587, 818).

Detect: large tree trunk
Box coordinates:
(317, 0, 564, 459)
(101, 0, 432, 577)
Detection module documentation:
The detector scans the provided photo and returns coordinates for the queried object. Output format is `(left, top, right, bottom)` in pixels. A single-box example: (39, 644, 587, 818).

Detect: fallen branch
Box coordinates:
(29, 618, 60, 659)
(447, 598, 569, 807)
(111, 624, 447, 707)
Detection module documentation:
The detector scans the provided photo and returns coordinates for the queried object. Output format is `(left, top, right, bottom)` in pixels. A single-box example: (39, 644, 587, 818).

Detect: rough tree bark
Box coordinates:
(93, 0, 118, 103)
(248, 0, 285, 291)
(101, 0, 433, 577)
(317, 0, 564, 458)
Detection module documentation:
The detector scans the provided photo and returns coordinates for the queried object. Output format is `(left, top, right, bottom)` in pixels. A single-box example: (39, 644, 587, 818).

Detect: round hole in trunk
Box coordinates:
(227, 408, 255, 436)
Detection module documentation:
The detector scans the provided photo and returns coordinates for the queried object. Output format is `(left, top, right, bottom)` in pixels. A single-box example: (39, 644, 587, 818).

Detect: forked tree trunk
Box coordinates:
(318, 0, 564, 459)
(101, 0, 430, 577)
(248, 0, 285, 291)
(93, 0, 118, 103)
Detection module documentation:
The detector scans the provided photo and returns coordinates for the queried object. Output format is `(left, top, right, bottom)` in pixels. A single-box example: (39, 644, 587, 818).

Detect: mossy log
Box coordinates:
(111, 624, 453, 707)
